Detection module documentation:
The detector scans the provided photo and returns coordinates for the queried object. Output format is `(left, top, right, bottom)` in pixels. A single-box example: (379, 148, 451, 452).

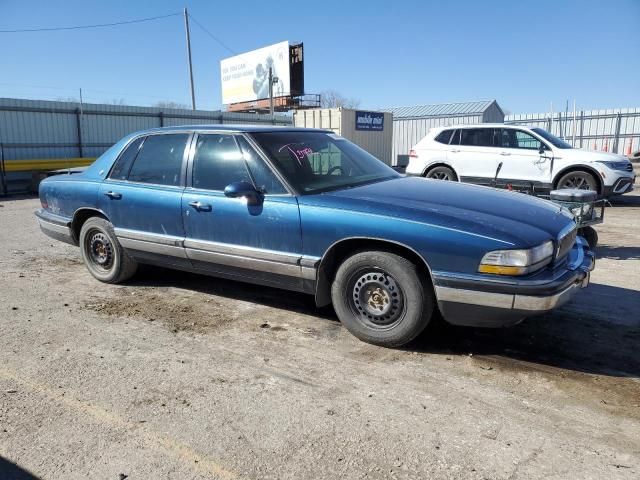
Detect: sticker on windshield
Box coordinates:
(278, 143, 313, 165)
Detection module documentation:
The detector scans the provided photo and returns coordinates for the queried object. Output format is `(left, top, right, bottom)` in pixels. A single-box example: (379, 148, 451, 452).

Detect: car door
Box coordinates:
(97, 132, 191, 265)
(181, 132, 304, 290)
(494, 129, 553, 188)
(450, 128, 500, 185)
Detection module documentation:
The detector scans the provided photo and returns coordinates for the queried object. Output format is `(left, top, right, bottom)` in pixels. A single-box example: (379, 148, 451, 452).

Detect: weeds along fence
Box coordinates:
(0, 97, 292, 195)
(505, 108, 640, 156)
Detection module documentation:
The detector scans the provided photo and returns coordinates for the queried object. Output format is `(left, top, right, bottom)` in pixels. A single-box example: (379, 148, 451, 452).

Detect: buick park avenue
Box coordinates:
(36, 126, 595, 347)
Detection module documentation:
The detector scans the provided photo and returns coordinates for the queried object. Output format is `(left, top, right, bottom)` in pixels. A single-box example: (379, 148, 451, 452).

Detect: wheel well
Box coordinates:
(423, 162, 458, 180)
(553, 166, 603, 194)
(70, 209, 108, 244)
(314, 238, 433, 307)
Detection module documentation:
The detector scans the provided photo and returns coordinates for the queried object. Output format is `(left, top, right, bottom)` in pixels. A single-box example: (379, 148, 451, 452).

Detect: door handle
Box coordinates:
(188, 201, 212, 212)
(500, 152, 511, 156)
(450, 149, 460, 153)
(104, 191, 122, 199)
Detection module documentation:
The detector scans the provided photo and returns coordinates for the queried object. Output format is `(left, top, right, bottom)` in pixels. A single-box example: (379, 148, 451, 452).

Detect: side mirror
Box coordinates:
(538, 144, 546, 154)
(224, 180, 263, 205)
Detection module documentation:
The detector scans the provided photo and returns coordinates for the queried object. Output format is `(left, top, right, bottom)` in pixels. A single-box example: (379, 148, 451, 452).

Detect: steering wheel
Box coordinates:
(326, 165, 345, 176)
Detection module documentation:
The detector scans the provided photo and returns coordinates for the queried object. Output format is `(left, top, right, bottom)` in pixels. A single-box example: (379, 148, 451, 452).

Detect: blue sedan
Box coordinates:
(35, 126, 595, 346)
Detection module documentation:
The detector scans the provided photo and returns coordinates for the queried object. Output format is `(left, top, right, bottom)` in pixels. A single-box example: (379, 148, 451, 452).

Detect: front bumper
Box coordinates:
(602, 174, 635, 196)
(434, 237, 595, 327)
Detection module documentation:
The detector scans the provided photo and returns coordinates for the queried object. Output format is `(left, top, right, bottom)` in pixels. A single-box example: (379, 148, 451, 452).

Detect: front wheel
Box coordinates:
(79, 217, 138, 283)
(556, 170, 598, 192)
(331, 251, 435, 347)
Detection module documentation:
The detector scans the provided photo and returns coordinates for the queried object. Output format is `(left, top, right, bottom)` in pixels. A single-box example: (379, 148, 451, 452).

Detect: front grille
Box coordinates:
(556, 224, 577, 262)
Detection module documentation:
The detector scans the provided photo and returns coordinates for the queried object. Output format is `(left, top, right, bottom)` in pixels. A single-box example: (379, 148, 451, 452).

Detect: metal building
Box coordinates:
(0, 97, 292, 194)
(505, 107, 640, 155)
(380, 100, 504, 165)
(293, 108, 393, 165)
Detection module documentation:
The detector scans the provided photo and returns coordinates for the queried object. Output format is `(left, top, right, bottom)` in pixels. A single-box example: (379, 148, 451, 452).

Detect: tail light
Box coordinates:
(409, 149, 418, 158)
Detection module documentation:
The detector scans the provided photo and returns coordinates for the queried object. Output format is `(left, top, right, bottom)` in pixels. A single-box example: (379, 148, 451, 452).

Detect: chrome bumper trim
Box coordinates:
(435, 275, 587, 313)
(37, 218, 72, 236)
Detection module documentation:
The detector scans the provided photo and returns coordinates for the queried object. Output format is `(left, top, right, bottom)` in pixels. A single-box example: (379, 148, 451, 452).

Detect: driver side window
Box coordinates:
(499, 129, 544, 150)
(192, 134, 252, 191)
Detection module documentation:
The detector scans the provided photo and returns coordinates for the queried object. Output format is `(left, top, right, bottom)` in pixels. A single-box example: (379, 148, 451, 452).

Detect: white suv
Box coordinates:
(406, 124, 636, 196)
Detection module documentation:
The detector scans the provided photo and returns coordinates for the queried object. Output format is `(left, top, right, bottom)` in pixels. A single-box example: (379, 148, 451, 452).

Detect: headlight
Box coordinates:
(478, 240, 554, 275)
(598, 160, 631, 171)
(569, 204, 593, 219)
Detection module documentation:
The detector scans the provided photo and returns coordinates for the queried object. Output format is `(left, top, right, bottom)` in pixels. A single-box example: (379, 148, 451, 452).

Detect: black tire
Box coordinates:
(425, 166, 457, 181)
(79, 217, 137, 283)
(579, 226, 599, 248)
(331, 250, 435, 347)
(556, 170, 598, 192)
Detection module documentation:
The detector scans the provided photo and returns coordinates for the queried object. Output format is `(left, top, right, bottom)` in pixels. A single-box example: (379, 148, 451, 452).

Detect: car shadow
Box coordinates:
(129, 267, 640, 379)
(0, 456, 41, 480)
(607, 192, 640, 207)
(596, 244, 640, 260)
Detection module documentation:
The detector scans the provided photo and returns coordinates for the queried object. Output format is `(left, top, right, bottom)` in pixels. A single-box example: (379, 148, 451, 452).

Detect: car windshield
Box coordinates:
(531, 128, 573, 149)
(250, 131, 400, 194)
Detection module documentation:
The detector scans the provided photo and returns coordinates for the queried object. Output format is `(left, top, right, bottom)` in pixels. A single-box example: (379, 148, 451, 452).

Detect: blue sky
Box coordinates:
(1, 0, 639, 113)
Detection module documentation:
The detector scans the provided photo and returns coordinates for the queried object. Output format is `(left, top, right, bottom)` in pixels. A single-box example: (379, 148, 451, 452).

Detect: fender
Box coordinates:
(552, 164, 604, 194)
(314, 236, 437, 307)
(422, 161, 459, 180)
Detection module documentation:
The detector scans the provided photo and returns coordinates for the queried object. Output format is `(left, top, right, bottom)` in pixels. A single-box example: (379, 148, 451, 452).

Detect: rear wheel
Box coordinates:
(556, 170, 598, 192)
(425, 166, 457, 181)
(79, 217, 137, 283)
(331, 251, 434, 347)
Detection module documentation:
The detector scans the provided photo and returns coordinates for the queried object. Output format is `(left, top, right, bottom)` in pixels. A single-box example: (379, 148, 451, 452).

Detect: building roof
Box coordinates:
(380, 100, 502, 119)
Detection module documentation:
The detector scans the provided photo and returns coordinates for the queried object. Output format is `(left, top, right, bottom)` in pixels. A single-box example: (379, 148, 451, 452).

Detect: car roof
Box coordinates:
(136, 124, 332, 135)
(432, 123, 534, 132)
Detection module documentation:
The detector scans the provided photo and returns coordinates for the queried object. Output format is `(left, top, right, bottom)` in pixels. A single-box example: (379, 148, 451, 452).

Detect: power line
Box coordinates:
(0, 12, 181, 33)
(187, 13, 236, 55)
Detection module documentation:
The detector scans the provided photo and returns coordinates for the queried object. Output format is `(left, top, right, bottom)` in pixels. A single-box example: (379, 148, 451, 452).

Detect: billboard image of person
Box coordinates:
(221, 42, 290, 105)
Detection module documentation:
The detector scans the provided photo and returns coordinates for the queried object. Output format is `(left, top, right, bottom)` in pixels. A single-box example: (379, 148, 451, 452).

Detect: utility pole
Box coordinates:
(184, 7, 196, 110)
(268, 67, 274, 116)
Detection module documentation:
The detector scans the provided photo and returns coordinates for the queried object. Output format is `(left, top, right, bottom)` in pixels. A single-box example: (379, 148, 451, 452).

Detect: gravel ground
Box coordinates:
(0, 192, 639, 480)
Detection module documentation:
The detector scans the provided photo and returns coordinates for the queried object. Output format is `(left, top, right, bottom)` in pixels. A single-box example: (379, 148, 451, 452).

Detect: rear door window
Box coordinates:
(109, 136, 144, 180)
(460, 128, 494, 147)
(127, 133, 189, 186)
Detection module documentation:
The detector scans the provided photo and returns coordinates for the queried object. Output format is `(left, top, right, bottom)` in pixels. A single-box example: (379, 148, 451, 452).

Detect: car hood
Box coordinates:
(558, 148, 630, 163)
(303, 177, 575, 248)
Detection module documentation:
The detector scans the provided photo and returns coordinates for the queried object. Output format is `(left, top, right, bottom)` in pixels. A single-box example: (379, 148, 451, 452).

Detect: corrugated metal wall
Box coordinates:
(0, 97, 292, 194)
(505, 108, 640, 155)
(293, 108, 393, 165)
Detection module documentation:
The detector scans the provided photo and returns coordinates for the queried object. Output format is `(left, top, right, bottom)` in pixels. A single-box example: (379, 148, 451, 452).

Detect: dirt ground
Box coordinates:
(1, 191, 639, 480)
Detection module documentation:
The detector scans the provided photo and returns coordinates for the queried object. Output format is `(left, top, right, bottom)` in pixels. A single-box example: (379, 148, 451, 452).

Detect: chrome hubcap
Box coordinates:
(352, 272, 403, 325)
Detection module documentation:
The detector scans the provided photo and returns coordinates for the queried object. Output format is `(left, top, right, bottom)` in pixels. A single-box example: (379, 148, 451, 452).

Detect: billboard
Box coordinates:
(220, 41, 291, 105)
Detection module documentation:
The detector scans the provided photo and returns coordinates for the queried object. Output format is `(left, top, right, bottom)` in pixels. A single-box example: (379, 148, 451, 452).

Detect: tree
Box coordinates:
(320, 90, 361, 109)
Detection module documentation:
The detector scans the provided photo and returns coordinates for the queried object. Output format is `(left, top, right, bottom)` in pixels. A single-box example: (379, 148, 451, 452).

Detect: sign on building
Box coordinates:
(355, 111, 385, 131)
